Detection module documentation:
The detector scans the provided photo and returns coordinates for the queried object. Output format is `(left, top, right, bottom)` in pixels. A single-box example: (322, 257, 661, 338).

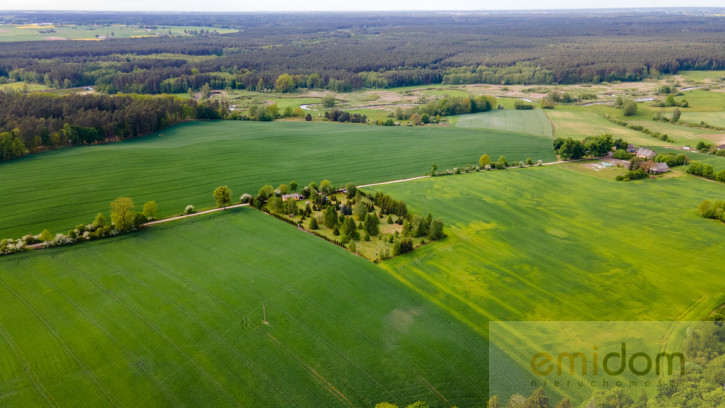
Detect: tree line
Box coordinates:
(0, 92, 228, 161)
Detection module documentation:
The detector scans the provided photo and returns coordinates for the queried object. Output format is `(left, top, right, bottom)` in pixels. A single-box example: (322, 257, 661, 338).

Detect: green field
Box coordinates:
(546, 108, 644, 142)
(0, 81, 50, 92)
(678, 70, 725, 83)
(0, 120, 557, 239)
(371, 166, 725, 401)
(0, 209, 486, 407)
(0, 24, 236, 42)
(454, 109, 553, 137)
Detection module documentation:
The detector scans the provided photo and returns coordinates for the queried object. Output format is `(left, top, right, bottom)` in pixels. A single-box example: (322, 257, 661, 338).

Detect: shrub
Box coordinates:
(613, 149, 634, 160)
(39, 229, 54, 242)
(622, 100, 638, 116)
(142, 201, 158, 219)
(1, 239, 27, 255)
(184, 205, 196, 215)
(240, 193, 252, 203)
(393, 238, 413, 255)
(617, 169, 647, 181)
(48, 233, 74, 247)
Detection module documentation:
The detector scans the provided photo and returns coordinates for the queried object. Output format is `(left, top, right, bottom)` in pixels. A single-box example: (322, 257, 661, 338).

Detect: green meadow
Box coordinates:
(455, 109, 553, 137)
(546, 108, 643, 142)
(0, 120, 557, 239)
(370, 165, 725, 400)
(0, 209, 486, 407)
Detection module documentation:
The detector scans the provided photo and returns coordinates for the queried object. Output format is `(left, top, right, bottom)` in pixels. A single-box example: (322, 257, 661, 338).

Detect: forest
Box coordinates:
(2, 10, 725, 94)
(0, 93, 228, 160)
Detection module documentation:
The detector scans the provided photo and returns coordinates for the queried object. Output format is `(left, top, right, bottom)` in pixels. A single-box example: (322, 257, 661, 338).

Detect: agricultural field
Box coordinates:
(0, 208, 486, 407)
(0, 24, 236, 42)
(0, 120, 557, 239)
(546, 108, 644, 142)
(371, 165, 725, 403)
(455, 109, 553, 137)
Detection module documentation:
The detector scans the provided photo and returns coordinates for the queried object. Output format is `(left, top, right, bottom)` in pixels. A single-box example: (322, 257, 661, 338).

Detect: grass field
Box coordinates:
(0, 120, 557, 239)
(0, 24, 236, 42)
(370, 165, 725, 402)
(0, 81, 50, 92)
(545, 108, 644, 142)
(677, 70, 725, 83)
(0, 209, 486, 407)
(623, 116, 724, 146)
(454, 109, 553, 137)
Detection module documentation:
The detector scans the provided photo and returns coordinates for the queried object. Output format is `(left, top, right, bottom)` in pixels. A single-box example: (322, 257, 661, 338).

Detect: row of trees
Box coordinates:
(1, 197, 158, 255)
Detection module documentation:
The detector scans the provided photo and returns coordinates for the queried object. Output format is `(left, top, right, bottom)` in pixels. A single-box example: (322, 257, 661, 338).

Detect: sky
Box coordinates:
(2, 0, 725, 12)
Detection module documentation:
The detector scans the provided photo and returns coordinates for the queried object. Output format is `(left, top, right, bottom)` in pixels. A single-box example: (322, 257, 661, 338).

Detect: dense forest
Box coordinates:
(0, 93, 228, 160)
(2, 10, 725, 93)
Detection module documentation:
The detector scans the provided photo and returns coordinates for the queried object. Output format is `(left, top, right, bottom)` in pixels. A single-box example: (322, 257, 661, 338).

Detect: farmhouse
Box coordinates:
(282, 193, 304, 201)
(636, 148, 656, 160)
(650, 162, 670, 174)
(627, 144, 637, 153)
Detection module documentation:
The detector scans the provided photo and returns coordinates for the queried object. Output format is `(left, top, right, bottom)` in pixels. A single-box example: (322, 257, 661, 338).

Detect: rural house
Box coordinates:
(282, 193, 304, 201)
(650, 162, 670, 174)
(636, 148, 656, 160)
(627, 144, 637, 153)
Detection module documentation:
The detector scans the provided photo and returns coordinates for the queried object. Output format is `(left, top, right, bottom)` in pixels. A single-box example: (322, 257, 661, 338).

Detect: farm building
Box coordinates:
(650, 162, 670, 174)
(636, 148, 656, 160)
(718, 144, 725, 150)
(282, 193, 304, 201)
(627, 144, 637, 153)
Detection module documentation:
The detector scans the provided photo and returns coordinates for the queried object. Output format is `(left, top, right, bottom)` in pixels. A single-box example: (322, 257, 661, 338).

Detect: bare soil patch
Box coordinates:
(44, 36, 68, 41)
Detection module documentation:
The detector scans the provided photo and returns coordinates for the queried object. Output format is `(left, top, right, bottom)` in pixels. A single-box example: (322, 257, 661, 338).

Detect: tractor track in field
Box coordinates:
(177, 231, 466, 406)
(147, 231, 398, 403)
(24, 263, 186, 408)
(91, 250, 299, 408)
(0, 275, 121, 408)
(52, 257, 243, 408)
(0, 320, 57, 408)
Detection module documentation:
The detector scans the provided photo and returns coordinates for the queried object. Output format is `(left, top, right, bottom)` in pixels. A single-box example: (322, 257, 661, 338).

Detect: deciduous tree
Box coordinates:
(110, 197, 135, 232)
(213, 185, 232, 208)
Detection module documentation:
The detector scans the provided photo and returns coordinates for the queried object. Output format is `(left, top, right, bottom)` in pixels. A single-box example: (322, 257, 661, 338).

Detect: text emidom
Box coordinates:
(531, 343, 685, 376)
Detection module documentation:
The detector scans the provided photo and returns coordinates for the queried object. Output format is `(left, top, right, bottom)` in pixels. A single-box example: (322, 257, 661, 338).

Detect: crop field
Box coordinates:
(677, 70, 725, 83)
(680, 111, 725, 129)
(0, 208, 486, 407)
(623, 116, 724, 146)
(0, 24, 236, 42)
(454, 109, 553, 137)
(545, 108, 644, 142)
(0, 120, 557, 239)
(370, 166, 725, 402)
(0, 81, 50, 92)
